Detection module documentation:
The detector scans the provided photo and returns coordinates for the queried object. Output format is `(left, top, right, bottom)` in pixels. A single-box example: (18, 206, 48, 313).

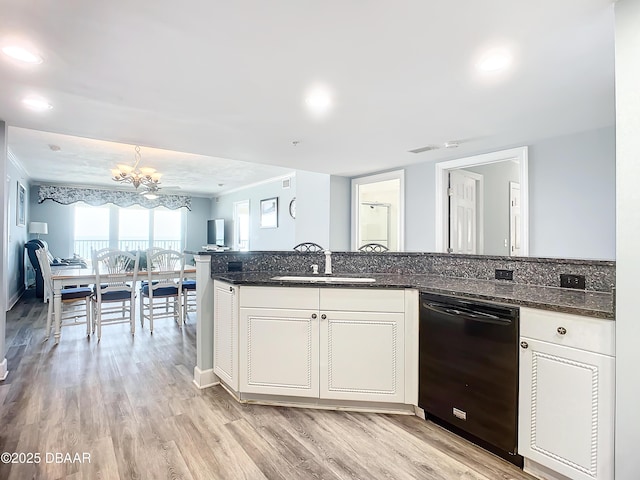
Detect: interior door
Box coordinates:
(509, 182, 521, 256)
(449, 170, 477, 254)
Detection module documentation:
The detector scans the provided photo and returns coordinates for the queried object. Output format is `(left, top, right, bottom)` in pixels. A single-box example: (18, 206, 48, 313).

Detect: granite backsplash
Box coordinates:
(203, 251, 615, 293)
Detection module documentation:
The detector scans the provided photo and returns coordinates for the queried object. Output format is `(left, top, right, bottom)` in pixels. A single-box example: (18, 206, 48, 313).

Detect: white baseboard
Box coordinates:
(0, 358, 8, 381)
(7, 287, 25, 311)
(524, 459, 572, 480)
(193, 366, 219, 389)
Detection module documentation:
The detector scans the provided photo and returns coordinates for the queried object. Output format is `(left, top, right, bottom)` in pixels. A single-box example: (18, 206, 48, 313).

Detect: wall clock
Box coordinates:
(289, 197, 296, 219)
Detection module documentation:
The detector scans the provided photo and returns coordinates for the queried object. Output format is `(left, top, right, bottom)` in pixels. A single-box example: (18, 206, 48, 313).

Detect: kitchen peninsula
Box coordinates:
(189, 250, 616, 480)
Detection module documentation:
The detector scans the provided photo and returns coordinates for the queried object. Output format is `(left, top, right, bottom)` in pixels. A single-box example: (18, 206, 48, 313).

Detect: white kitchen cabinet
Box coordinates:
(213, 280, 239, 390)
(239, 307, 319, 397)
(518, 308, 615, 480)
(320, 310, 404, 403)
(235, 285, 406, 404)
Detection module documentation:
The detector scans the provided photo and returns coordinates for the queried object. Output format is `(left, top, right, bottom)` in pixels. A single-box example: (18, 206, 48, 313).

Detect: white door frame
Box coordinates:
(351, 170, 405, 251)
(435, 146, 529, 256)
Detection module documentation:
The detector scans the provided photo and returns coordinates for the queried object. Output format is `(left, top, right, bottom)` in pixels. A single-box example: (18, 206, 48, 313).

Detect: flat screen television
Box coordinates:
(207, 219, 225, 246)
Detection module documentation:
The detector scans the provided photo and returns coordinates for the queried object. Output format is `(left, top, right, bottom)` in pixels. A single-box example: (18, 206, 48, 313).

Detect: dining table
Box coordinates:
(51, 266, 196, 343)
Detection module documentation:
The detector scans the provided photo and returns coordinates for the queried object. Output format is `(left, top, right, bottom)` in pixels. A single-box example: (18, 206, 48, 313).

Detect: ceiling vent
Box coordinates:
(409, 137, 481, 154)
(408, 145, 439, 154)
(282, 177, 291, 189)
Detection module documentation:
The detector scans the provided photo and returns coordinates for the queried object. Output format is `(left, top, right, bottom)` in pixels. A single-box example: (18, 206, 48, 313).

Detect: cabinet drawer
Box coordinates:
(240, 286, 319, 309)
(320, 288, 405, 312)
(520, 307, 615, 356)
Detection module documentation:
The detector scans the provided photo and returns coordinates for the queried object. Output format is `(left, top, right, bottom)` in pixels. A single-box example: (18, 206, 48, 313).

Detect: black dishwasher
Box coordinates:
(419, 293, 521, 465)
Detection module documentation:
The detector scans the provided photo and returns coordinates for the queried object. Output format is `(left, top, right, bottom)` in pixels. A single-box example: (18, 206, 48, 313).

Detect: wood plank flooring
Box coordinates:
(0, 290, 536, 480)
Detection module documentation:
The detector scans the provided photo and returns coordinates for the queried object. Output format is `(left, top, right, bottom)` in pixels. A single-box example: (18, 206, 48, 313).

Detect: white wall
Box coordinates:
(6, 153, 29, 307)
(615, 1, 640, 477)
(401, 126, 615, 259)
(212, 175, 296, 251)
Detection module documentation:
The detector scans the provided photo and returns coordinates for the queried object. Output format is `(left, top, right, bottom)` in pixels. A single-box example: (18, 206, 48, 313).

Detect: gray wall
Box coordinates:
(401, 126, 615, 260)
(467, 161, 520, 256)
(295, 171, 330, 248)
(212, 176, 297, 251)
(1, 120, 7, 373)
(28, 188, 75, 258)
(615, 0, 639, 477)
(329, 175, 351, 251)
(7, 154, 29, 307)
(184, 196, 209, 261)
(211, 171, 351, 252)
(529, 127, 615, 260)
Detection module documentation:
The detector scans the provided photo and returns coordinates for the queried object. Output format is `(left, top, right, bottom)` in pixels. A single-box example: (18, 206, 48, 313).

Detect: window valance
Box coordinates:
(38, 185, 192, 210)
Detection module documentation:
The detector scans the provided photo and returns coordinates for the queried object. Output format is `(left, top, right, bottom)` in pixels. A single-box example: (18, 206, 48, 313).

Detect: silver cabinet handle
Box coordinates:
(321, 314, 327, 320)
(520, 341, 529, 349)
(557, 326, 567, 335)
(311, 313, 317, 319)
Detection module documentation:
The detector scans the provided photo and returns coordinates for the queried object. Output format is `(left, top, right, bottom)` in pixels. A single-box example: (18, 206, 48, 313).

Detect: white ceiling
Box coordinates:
(0, 0, 615, 196)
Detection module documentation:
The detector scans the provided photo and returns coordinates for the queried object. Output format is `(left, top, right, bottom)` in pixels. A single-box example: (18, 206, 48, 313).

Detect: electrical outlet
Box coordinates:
(561, 274, 586, 290)
(495, 269, 514, 281)
(228, 261, 243, 272)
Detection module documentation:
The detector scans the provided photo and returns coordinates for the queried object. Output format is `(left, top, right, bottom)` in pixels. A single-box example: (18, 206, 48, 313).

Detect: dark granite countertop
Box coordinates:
(213, 272, 614, 320)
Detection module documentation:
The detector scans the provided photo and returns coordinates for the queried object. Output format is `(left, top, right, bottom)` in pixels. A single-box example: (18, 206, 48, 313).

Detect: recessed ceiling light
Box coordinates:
(444, 141, 459, 149)
(477, 49, 511, 72)
(305, 87, 332, 115)
(22, 96, 53, 111)
(2, 45, 43, 64)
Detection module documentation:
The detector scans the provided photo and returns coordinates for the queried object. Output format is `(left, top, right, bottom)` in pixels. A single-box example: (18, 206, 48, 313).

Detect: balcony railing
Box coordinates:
(73, 239, 182, 262)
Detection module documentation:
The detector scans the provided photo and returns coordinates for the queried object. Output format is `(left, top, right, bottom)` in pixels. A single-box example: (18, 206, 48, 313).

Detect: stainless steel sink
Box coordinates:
(271, 275, 376, 283)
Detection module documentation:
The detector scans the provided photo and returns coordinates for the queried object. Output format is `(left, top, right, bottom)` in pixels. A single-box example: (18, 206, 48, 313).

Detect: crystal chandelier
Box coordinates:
(111, 145, 162, 189)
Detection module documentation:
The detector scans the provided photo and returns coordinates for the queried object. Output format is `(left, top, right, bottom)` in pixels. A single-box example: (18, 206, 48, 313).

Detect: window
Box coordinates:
(119, 206, 150, 251)
(153, 208, 182, 250)
(73, 204, 184, 261)
(73, 205, 110, 260)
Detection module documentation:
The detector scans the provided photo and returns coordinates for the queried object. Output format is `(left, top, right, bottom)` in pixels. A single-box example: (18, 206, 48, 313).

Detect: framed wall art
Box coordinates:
(260, 197, 278, 228)
(16, 181, 26, 226)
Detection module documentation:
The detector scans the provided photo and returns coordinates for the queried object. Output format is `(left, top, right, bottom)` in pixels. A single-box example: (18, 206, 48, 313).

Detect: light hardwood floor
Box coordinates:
(0, 290, 536, 480)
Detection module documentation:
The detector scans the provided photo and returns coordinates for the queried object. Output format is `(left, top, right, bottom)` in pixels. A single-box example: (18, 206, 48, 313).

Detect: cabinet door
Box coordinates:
(213, 281, 239, 390)
(239, 308, 319, 398)
(519, 338, 614, 480)
(320, 310, 405, 403)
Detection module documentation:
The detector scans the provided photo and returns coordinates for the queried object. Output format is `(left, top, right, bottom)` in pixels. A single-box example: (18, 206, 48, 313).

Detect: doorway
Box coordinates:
(352, 170, 404, 251)
(233, 200, 250, 251)
(435, 147, 529, 256)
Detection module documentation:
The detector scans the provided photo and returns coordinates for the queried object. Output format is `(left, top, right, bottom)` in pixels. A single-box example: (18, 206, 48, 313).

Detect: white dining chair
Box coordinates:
(182, 278, 196, 323)
(140, 249, 185, 333)
(92, 249, 140, 340)
(35, 247, 92, 340)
